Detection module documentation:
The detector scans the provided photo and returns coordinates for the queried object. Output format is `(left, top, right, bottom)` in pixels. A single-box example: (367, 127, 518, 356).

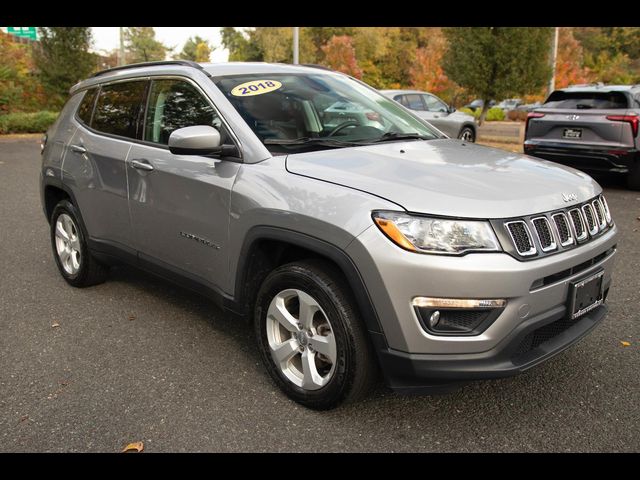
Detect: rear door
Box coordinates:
(63, 80, 148, 248)
(420, 94, 458, 137)
(526, 90, 633, 148)
(126, 77, 241, 289)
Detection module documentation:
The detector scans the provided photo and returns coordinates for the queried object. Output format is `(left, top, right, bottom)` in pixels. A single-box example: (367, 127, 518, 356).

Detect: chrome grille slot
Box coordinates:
(551, 212, 573, 247)
(531, 216, 556, 252)
(582, 204, 598, 235)
(505, 221, 536, 256)
(600, 195, 612, 224)
(592, 199, 606, 229)
(569, 208, 588, 242)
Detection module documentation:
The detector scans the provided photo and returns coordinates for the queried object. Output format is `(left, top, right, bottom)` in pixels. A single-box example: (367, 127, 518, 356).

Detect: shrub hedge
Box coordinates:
(0, 111, 59, 134)
(459, 107, 506, 122)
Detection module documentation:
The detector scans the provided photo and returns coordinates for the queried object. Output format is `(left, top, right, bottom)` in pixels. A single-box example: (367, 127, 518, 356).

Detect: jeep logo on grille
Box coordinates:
(562, 193, 578, 203)
(567, 115, 580, 120)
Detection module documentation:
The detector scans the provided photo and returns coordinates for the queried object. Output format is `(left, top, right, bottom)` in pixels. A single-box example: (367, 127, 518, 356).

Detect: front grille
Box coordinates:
(582, 204, 598, 235)
(552, 213, 573, 246)
(569, 208, 588, 241)
(592, 199, 606, 229)
(532, 217, 556, 252)
(505, 221, 536, 256)
(498, 195, 613, 260)
(512, 317, 578, 364)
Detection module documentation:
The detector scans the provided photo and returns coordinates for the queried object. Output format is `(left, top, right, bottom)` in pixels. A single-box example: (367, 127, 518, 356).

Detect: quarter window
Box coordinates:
(144, 79, 225, 145)
(92, 81, 147, 139)
(77, 88, 98, 125)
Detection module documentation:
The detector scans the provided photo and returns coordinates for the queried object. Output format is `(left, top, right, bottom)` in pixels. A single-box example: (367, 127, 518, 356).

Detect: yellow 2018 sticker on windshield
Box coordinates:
(231, 80, 282, 97)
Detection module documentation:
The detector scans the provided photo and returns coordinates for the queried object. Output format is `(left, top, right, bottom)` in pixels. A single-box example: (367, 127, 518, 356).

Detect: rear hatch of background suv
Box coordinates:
(525, 90, 635, 150)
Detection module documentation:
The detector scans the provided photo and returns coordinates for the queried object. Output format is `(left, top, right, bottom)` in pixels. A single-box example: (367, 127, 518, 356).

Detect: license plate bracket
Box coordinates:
(563, 128, 582, 139)
(568, 270, 604, 320)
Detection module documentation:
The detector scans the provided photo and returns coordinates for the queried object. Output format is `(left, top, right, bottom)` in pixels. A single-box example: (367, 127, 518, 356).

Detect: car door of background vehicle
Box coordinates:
(126, 77, 241, 290)
(420, 94, 459, 138)
(395, 94, 448, 134)
(64, 80, 147, 248)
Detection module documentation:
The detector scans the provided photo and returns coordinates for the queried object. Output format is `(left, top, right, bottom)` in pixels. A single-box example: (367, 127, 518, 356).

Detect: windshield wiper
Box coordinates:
(372, 132, 431, 143)
(264, 137, 364, 147)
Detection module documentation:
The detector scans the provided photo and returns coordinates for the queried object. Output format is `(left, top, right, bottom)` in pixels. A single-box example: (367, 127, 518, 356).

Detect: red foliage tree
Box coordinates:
(321, 35, 363, 79)
(555, 28, 591, 88)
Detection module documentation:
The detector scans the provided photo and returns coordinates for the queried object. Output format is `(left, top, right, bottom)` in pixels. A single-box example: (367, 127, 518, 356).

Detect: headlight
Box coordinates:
(372, 211, 501, 255)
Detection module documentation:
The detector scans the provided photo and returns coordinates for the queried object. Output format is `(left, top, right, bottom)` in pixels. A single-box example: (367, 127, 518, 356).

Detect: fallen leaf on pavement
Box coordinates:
(51, 322, 60, 328)
(620, 341, 631, 347)
(128, 314, 136, 321)
(122, 441, 144, 453)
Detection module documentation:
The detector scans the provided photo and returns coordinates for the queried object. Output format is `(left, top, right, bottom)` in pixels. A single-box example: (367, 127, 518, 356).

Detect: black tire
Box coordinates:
(50, 199, 108, 287)
(627, 162, 640, 190)
(458, 126, 476, 142)
(254, 259, 376, 410)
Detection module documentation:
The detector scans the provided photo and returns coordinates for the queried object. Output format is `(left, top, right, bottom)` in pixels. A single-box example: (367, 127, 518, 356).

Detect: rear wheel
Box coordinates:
(458, 126, 476, 142)
(254, 259, 375, 410)
(50, 200, 108, 287)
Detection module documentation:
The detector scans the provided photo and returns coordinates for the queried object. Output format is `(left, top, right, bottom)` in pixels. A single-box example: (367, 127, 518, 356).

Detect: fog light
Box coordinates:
(412, 297, 506, 336)
(429, 310, 441, 328)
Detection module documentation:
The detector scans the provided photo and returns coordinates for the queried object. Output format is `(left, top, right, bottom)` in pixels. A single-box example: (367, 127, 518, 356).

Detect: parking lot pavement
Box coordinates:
(0, 137, 638, 452)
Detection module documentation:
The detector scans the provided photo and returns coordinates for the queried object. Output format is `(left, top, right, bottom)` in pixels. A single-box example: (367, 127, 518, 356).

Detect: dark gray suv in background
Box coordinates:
(40, 61, 617, 409)
(524, 84, 640, 189)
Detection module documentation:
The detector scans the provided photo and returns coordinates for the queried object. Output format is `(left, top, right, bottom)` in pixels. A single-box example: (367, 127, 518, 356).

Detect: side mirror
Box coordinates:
(168, 125, 238, 157)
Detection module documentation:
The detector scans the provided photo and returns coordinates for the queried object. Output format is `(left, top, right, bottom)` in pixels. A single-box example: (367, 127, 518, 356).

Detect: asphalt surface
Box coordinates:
(1, 137, 638, 452)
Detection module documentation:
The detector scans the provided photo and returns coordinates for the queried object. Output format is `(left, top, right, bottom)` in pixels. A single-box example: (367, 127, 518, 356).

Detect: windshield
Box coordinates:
(212, 72, 441, 152)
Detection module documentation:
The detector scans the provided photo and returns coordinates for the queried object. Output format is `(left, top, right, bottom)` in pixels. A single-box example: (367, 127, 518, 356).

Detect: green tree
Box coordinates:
(34, 27, 95, 109)
(176, 35, 214, 62)
(443, 27, 552, 125)
(123, 27, 170, 63)
(220, 27, 262, 61)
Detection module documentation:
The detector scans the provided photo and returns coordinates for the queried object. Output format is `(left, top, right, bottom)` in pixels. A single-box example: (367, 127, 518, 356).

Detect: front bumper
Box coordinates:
(374, 303, 608, 393)
(523, 141, 637, 173)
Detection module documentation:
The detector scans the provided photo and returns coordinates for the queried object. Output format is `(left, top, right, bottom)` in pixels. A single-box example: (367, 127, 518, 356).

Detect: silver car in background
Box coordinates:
(382, 89, 477, 141)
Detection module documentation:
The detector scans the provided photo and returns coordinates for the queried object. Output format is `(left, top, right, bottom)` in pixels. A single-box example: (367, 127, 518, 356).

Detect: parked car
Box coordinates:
(381, 89, 477, 141)
(464, 99, 496, 112)
(496, 98, 523, 111)
(41, 61, 617, 409)
(524, 84, 640, 189)
(517, 102, 543, 112)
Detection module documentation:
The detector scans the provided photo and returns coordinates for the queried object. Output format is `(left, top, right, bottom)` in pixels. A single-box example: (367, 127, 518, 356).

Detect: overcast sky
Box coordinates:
(92, 27, 229, 62)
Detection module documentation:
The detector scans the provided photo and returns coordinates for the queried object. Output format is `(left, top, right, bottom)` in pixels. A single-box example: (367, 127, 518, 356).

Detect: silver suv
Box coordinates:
(40, 61, 618, 409)
(524, 84, 640, 190)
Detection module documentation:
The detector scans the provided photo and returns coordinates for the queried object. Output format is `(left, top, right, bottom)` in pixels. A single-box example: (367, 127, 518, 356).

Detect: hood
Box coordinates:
(285, 139, 600, 218)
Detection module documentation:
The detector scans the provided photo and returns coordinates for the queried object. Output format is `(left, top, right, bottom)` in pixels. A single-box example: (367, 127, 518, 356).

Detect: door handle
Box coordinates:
(69, 144, 86, 154)
(131, 160, 155, 172)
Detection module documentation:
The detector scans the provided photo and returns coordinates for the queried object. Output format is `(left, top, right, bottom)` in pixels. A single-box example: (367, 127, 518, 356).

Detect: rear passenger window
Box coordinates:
(403, 94, 425, 111)
(144, 79, 226, 145)
(77, 88, 97, 125)
(92, 81, 147, 138)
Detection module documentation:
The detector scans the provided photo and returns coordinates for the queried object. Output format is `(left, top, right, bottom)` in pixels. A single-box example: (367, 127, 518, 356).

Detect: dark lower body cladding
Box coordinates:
(523, 142, 637, 174)
(375, 302, 608, 394)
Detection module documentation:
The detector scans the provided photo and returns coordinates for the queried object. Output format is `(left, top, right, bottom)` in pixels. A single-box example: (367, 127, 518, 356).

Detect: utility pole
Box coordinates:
(118, 27, 125, 66)
(293, 27, 299, 65)
(548, 27, 559, 96)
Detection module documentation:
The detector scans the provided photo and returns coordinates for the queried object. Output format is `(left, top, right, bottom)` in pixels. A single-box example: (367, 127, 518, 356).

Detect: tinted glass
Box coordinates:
(213, 73, 438, 152)
(404, 94, 425, 111)
(93, 81, 147, 138)
(144, 79, 225, 145)
(77, 88, 97, 125)
(544, 91, 629, 110)
(422, 94, 448, 112)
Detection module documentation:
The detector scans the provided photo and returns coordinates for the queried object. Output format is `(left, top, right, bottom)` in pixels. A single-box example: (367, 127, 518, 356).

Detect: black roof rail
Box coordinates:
(91, 60, 207, 78)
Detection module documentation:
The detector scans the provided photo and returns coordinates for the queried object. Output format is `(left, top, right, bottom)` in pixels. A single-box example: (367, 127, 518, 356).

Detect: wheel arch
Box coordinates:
(229, 226, 384, 337)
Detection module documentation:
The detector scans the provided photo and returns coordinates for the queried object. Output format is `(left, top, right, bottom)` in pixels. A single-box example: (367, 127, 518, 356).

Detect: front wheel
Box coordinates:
(458, 126, 476, 142)
(254, 260, 376, 410)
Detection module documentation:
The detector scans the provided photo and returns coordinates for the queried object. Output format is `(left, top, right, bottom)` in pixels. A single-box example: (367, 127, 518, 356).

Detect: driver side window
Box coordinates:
(422, 94, 448, 113)
(144, 79, 227, 145)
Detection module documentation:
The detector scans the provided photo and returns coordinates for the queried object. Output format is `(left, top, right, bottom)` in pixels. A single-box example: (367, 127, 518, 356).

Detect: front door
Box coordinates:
(127, 78, 240, 289)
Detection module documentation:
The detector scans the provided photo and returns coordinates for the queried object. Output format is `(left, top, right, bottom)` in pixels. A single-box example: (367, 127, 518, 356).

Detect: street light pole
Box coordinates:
(119, 27, 125, 66)
(548, 27, 559, 96)
(293, 27, 299, 65)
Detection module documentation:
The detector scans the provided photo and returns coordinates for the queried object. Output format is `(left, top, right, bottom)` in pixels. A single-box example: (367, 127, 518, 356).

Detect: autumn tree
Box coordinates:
(34, 27, 95, 109)
(443, 27, 552, 125)
(177, 36, 214, 62)
(0, 32, 47, 112)
(320, 36, 362, 79)
(409, 28, 456, 96)
(123, 27, 170, 63)
(554, 28, 590, 89)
